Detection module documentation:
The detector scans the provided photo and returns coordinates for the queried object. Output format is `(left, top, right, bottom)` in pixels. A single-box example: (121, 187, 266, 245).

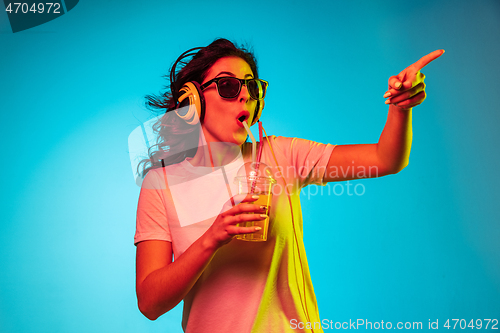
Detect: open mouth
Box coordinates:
(236, 111, 250, 125)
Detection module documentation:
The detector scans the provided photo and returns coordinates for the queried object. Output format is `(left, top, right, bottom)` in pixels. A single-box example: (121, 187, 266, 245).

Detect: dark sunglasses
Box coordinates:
(200, 77, 268, 100)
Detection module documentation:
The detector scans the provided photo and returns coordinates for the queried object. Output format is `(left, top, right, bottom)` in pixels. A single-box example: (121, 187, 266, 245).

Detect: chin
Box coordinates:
(233, 133, 247, 146)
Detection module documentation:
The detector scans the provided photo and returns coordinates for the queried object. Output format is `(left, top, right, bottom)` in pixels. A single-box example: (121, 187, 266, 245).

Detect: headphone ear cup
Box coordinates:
(251, 100, 265, 126)
(176, 82, 205, 125)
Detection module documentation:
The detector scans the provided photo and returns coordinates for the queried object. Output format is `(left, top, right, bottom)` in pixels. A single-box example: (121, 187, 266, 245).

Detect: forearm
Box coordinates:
(376, 104, 413, 174)
(137, 234, 218, 320)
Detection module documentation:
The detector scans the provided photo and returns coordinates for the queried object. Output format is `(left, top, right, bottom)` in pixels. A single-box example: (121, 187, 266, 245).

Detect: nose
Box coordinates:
(238, 83, 257, 122)
(239, 83, 251, 102)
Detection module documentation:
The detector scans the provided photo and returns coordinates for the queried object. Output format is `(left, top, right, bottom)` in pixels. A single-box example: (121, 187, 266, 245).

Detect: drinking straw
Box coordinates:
(249, 122, 266, 194)
(242, 121, 256, 165)
(257, 121, 264, 165)
(242, 121, 259, 194)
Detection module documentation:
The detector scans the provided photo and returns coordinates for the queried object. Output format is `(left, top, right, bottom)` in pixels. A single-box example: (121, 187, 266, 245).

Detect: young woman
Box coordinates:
(134, 38, 443, 332)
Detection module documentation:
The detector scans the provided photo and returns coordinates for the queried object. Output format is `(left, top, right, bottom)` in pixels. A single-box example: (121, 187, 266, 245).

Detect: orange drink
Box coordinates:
(236, 193, 271, 241)
(234, 162, 276, 242)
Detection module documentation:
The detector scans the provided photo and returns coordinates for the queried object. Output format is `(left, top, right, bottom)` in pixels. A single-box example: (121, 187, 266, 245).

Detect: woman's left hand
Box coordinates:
(383, 49, 445, 109)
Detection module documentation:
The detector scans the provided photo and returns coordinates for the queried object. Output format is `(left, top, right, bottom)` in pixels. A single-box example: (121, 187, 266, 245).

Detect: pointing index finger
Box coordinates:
(412, 49, 445, 71)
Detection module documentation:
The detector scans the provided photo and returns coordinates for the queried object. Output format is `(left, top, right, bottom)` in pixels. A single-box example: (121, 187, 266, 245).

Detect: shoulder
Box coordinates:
(263, 135, 323, 154)
(146, 165, 178, 180)
(241, 135, 293, 157)
(260, 135, 294, 149)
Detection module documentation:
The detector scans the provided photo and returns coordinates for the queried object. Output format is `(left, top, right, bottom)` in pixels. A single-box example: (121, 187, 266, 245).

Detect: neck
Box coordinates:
(188, 130, 243, 168)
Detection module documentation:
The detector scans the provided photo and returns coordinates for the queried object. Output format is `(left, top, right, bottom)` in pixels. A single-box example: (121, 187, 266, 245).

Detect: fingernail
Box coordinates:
(255, 227, 262, 230)
(260, 214, 268, 218)
(385, 99, 391, 105)
(260, 205, 267, 210)
(252, 195, 259, 199)
(383, 92, 391, 98)
(395, 82, 402, 89)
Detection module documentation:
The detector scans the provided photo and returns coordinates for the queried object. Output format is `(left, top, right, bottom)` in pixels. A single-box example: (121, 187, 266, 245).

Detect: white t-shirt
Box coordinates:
(135, 136, 336, 332)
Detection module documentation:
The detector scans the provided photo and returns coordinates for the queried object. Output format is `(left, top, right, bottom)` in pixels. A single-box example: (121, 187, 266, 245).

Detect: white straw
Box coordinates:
(242, 121, 256, 166)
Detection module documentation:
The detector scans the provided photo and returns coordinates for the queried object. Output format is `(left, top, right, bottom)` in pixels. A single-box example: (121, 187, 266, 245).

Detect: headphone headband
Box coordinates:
(170, 47, 204, 108)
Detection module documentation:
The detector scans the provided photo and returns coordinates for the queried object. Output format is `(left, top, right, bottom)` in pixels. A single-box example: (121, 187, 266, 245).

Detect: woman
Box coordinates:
(135, 38, 443, 332)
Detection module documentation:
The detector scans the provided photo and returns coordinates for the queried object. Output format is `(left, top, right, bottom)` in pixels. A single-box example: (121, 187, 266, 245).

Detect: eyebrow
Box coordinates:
(215, 71, 254, 78)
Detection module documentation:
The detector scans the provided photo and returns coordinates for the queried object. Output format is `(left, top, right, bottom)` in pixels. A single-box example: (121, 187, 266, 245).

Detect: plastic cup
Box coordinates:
(234, 162, 276, 241)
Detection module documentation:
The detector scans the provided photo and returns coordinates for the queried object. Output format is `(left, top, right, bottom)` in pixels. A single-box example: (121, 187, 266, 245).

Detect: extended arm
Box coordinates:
(324, 49, 444, 182)
(325, 104, 412, 181)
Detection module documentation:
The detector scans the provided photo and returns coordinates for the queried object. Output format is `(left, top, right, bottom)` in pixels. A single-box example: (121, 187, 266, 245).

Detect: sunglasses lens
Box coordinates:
(216, 78, 267, 100)
(218, 78, 241, 98)
(248, 80, 267, 100)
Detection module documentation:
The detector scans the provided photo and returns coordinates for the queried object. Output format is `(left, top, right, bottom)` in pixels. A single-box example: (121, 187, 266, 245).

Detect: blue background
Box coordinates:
(1, 0, 499, 332)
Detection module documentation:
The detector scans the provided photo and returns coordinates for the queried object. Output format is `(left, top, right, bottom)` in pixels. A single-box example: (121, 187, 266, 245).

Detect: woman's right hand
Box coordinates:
(204, 194, 267, 249)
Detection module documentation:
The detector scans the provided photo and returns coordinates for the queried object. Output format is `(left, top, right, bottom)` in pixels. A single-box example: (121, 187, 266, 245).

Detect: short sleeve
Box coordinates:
(270, 136, 336, 188)
(134, 169, 172, 245)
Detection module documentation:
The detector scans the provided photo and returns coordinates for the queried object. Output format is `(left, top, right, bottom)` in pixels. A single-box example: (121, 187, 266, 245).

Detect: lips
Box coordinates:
(236, 110, 250, 127)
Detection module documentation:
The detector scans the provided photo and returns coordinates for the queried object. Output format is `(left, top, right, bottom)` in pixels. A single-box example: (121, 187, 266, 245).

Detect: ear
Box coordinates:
(251, 100, 265, 126)
(175, 82, 205, 125)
